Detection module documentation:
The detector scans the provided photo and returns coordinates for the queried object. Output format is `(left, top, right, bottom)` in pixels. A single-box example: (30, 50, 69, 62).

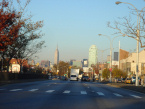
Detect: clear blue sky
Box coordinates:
(14, 0, 145, 63)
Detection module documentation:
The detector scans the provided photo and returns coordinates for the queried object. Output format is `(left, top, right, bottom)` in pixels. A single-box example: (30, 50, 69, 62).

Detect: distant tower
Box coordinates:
(54, 45, 59, 65)
(88, 45, 97, 67)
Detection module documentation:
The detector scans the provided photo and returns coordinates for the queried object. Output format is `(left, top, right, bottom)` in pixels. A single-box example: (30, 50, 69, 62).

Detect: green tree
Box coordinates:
(58, 61, 70, 76)
(112, 67, 127, 78)
(53, 61, 70, 76)
(102, 68, 110, 80)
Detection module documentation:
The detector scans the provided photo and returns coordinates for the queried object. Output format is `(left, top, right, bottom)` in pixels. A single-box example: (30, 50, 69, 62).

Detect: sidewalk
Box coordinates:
(106, 82, 145, 94)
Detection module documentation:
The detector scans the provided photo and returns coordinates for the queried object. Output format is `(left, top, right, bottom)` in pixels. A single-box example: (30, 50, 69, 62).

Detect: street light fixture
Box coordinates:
(115, 1, 145, 86)
(98, 34, 120, 82)
(115, 1, 122, 5)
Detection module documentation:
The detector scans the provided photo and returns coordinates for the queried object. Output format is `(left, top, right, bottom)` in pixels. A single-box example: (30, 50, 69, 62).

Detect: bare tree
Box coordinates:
(108, 6, 145, 48)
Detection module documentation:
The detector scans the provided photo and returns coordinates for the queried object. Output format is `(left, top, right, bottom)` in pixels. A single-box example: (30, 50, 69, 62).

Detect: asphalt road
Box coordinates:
(0, 80, 145, 109)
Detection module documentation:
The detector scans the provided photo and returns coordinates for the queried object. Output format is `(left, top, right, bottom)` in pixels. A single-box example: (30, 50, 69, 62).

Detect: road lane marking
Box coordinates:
(10, 89, 23, 91)
(97, 92, 104, 96)
(46, 90, 55, 93)
(81, 91, 87, 94)
(63, 90, 70, 94)
(113, 93, 123, 97)
(130, 95, 142, 98)
(29, 89, 38, 92)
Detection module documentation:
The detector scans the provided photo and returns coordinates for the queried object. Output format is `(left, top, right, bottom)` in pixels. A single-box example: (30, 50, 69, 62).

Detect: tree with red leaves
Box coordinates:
(0, 0, 23, 52)
(0, 0, 44, 78)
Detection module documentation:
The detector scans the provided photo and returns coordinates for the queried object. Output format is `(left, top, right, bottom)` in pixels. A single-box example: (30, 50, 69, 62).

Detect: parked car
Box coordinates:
(81, 76, 90, 81)
(121, 78, 126, 83)
(125, 78, 132, 84)
(131, 77, 136, 84)
(131, 77, 140, 84)
(117, 78, 122, 83)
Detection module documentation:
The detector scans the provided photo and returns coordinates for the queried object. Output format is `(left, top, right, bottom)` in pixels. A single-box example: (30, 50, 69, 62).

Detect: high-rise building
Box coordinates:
(70, 59, 76, 66)
(114, 52, 119, 61)
(54, 45, 59, 65)
(88, 45, 97, 67)
(40, 60, 50, 68)
(82, 59, 88, 67)
(72, 60, 82, 68)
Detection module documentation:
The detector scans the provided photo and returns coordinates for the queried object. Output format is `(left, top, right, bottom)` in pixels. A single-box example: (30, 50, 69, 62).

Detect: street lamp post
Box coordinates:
(98, 34, 120, 82)
(98, 48, 110, 81)
(115, 1, 145, 86)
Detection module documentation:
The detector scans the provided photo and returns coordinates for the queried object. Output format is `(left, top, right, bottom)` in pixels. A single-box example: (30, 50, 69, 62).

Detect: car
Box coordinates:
(125, 78, 132, 84)
(117, 78, 122, 83)
(70, 75, 78, 81)
(121, 78, 126, 83)
(81, 76, 90, 81)
(131, 77, 140, 84)
(131, 77, 136, 84)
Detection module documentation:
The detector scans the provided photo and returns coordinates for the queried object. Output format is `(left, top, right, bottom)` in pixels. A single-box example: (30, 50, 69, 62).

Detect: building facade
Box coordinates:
(54, 46, 59, 65)
(88, 45, 97, 67)
(120, 49, 145, 77)
(40, 60, 50, 68)
(82, 59, 88, 67)
(114, 52, 119, 61)
(72, 60, 82, 68)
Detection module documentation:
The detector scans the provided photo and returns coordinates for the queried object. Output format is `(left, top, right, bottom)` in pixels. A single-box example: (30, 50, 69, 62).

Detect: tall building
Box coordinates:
(114, 52, 119, 61)
(70, 59, 76, 66)
(88, 45, 97, 67)
(40, 60, 50, 68)
(82, 59, 88, 67)
(54, 45, 59, 65)
(72, 60, 82, 68)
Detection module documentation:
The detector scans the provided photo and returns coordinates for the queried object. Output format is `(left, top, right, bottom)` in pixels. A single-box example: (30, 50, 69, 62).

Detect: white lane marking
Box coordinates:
(81, 91, 87, 94)
(10, 89, 23, 91)
(97, 92, 104, 96)
(29, 89, 38, 92)
(46, 90, 55, 93)
(113, 93, 123, 97)
(63, 90, 70, 94)
(130, 95, 142, 98)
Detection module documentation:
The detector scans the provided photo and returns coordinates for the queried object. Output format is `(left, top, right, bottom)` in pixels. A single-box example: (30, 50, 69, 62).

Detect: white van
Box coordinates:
(70, 69, 79, 81)
(70, 75, 78, 81)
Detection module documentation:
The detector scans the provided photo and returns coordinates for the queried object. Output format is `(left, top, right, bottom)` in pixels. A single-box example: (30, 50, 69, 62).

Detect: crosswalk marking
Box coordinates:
(81, 91, 87, 94)
(113, 93, 123, 97)
(63, 90, 70, 94)
(4, 88, 143, 99)
(10, 89, 23, 91)
(46, 90, 55, 93)
(130, 95, 142, 98)
(29, 89, 38, 92)
(97, 92, 104, 96)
